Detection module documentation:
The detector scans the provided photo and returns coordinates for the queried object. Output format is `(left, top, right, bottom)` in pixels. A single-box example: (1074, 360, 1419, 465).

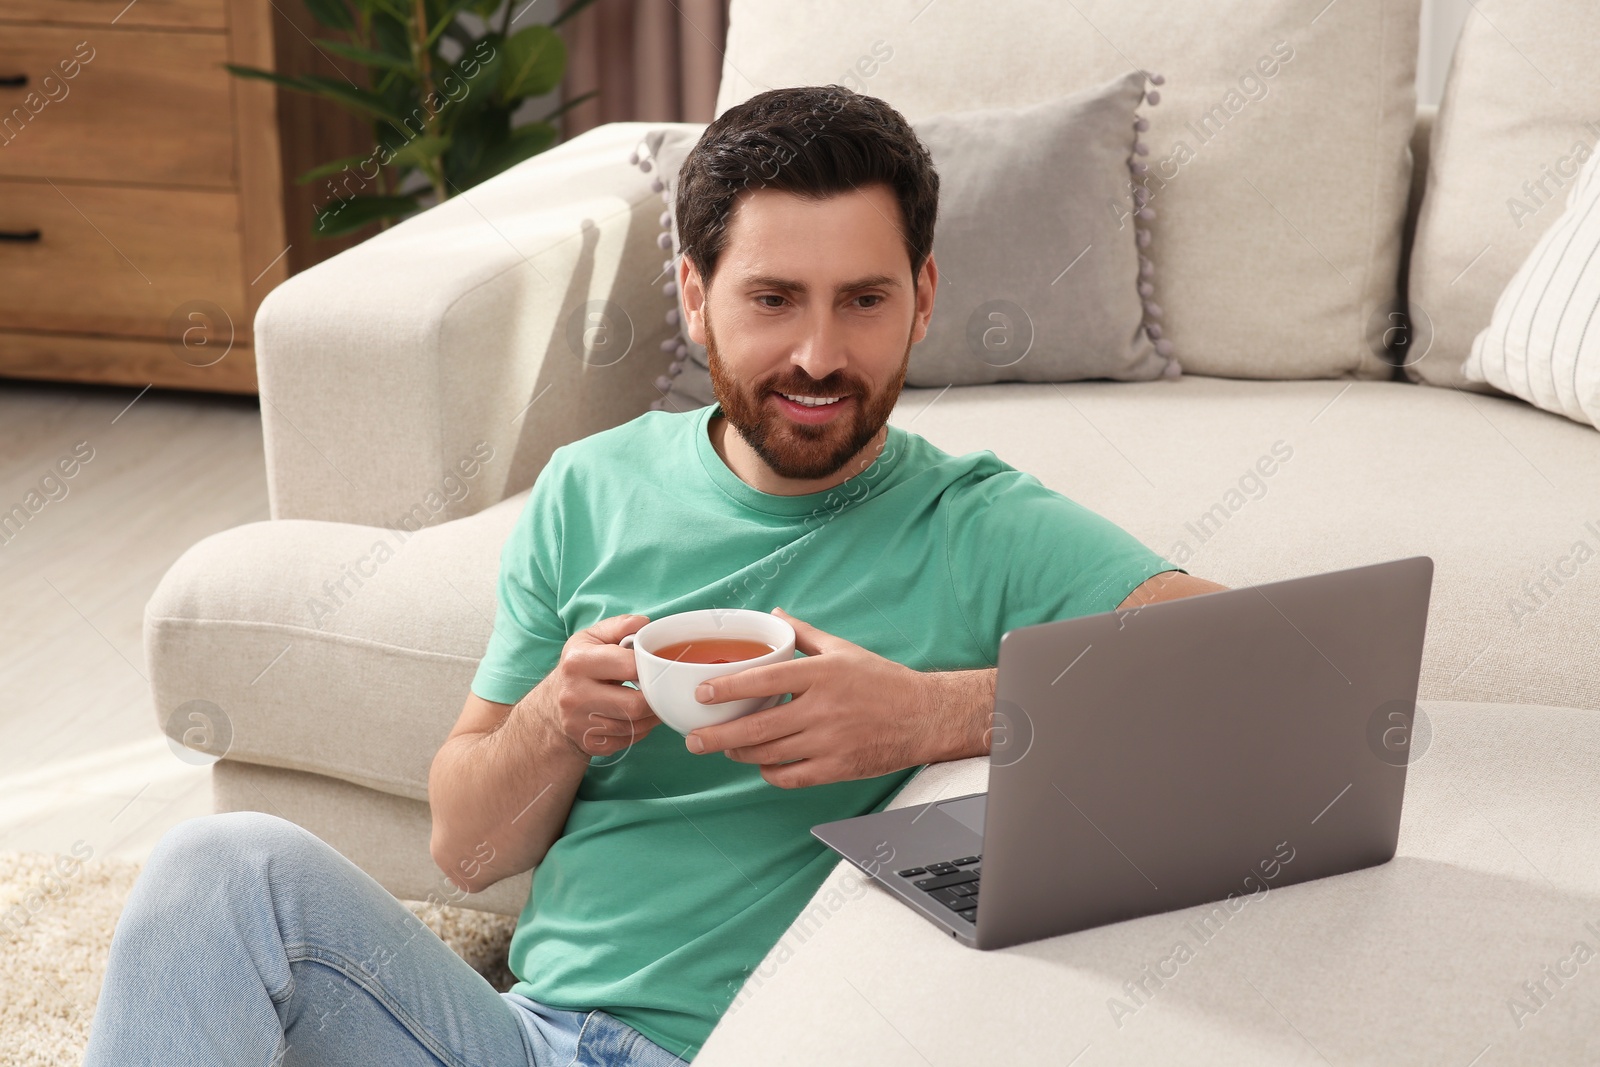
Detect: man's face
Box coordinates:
(682, 182, 937, 484)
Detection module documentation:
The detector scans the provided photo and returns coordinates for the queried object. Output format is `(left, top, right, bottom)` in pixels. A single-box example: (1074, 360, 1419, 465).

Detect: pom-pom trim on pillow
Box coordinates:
(1134, 71, 1179, 378)
(627, 133, 691, 411)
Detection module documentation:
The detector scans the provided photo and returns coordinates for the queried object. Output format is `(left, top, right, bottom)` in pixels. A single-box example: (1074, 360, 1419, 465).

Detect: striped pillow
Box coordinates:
(1463, 147, 1600, 430)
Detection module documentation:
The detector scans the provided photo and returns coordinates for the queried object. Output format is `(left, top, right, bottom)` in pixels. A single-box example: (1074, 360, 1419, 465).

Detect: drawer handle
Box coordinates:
(1, 229, 42, 243)
(0, 75, 26, 88)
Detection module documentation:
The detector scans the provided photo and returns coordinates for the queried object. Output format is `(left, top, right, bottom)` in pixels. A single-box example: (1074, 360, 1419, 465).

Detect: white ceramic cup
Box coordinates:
(619, 608, 796, 734)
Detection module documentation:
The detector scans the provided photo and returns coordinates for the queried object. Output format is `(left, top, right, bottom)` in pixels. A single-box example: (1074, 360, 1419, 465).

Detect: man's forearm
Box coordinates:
(918, 667, 998, 764)
(428, 677, 591, 895)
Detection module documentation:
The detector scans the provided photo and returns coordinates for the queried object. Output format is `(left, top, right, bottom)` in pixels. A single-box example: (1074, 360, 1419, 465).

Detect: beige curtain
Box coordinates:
(559, 0, 732, 138)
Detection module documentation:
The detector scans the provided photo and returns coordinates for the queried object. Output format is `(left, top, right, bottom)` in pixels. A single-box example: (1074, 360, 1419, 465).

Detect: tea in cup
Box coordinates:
(620, 608, 796, 734)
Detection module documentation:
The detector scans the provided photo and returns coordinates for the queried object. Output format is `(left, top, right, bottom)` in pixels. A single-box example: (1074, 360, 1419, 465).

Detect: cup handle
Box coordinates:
(620, 634, 635, 649)
(757, 693, 783, 711)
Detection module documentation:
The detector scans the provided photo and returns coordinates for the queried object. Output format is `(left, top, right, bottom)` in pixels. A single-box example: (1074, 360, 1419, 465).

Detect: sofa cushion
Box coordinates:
(716, 0, 1421, 381)
(906, 72, 1172, 386)
(1406, 0, 1600, 390)
(1462, 144, 1600, 429)
(888, 376, 1600, 712)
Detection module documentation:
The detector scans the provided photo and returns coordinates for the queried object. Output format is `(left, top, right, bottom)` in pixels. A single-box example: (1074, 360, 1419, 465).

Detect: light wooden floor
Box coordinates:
(0, 378, 267, 864)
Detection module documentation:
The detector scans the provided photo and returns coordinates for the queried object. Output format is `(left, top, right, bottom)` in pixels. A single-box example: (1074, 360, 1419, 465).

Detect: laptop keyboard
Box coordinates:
(896, 854, 981, 923)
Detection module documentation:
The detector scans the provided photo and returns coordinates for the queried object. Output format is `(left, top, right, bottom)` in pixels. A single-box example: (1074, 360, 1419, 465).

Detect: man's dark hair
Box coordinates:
(675, 85, 940, 291)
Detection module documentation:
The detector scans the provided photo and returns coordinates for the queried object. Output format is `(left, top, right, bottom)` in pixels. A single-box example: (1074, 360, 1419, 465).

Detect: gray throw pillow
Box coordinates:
(630, 70, 1175, 411)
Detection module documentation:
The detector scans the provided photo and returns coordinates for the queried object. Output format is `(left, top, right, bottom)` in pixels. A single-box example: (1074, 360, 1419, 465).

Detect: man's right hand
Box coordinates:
(541, 613, 661, 759)
(431, 613, 661, 893)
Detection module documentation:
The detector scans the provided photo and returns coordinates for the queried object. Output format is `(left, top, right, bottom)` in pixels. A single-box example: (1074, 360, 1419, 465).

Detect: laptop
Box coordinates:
(812, 556, 1434, 950)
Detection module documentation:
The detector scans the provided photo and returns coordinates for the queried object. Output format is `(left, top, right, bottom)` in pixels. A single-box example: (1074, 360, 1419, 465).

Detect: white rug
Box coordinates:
(0, 851, 517, 1067)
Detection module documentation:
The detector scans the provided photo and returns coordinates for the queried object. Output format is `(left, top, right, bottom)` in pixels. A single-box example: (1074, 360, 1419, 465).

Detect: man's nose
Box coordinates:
(791, 315, 849, 381)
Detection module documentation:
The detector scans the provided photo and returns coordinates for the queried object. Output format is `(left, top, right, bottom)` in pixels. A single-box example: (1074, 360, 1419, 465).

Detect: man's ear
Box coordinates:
(910, 250, 938, 345)
(680, 254, 707, 345)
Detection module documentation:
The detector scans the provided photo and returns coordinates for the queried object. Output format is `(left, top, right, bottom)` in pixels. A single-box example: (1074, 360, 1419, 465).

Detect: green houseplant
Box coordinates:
(226, 0, 598, 238)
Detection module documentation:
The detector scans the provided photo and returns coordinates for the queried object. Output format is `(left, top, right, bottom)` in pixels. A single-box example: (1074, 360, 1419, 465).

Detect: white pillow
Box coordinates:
(1463, 146, 1600, 430)
(1406, 0, 1600, 393)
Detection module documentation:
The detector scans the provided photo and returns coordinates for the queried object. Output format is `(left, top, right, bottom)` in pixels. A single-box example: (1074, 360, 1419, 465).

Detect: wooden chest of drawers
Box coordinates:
(0, 0, 371, 393)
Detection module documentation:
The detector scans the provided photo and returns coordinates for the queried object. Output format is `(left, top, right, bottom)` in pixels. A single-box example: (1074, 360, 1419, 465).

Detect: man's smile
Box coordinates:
(771, 391, 854, 424)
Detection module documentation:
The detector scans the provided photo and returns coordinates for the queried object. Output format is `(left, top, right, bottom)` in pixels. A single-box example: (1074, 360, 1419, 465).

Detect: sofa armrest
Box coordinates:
(255, 121, 689, 526)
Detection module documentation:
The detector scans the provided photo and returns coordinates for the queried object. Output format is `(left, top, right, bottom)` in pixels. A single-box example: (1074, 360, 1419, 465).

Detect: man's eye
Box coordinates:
(755, 294, 882, 309)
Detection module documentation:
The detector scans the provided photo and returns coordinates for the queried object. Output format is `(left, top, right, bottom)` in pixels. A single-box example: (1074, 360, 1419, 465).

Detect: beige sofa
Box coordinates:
(146, 0, 1600, 1061)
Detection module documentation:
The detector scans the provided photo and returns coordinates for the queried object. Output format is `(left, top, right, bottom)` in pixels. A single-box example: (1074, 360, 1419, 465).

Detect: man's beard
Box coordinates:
(704, 310, 914, 483)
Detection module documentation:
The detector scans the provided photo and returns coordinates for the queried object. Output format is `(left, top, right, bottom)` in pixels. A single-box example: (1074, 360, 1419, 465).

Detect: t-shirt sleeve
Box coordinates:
(469, 455, 571, 706)
(943, 465, 1185, 663)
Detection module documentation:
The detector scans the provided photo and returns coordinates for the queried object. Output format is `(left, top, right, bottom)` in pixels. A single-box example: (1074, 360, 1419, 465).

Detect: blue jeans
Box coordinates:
(83, 811, 690, 1067)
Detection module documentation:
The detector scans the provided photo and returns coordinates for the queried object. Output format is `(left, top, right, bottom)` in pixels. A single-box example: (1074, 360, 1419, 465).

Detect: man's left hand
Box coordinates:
(683, 608, 963, 788)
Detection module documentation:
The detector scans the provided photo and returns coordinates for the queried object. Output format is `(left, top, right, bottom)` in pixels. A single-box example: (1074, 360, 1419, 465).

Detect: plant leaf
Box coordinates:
(312, 194, 420, 238)
(463, 120, 556, 186)
(424, 0, 478, 49)
(295, 74, 409, 124)
(497, 25, 565, 102)
(388, 133, 451, 170)
(303, 0, 355, 30)
(295, 152, 378, 185)
(223, 63, 317, 94)
(312, 37, 418, 75)
(537, 87, 596, 124)
(371, 9, 413, 61)
(440, 36, 506, 121)
(363, 0, 410, 22)
(229, 63, 410, 126)
(440, 103, 506, 187)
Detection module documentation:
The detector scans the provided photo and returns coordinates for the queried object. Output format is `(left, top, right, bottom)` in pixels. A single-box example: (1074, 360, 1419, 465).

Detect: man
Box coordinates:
(83, 85, 1223, 1066)
(429, 82, 1224, 1060)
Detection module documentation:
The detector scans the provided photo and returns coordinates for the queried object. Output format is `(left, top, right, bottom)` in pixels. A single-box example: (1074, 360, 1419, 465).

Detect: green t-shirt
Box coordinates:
(469, 400, 1183, 1059)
